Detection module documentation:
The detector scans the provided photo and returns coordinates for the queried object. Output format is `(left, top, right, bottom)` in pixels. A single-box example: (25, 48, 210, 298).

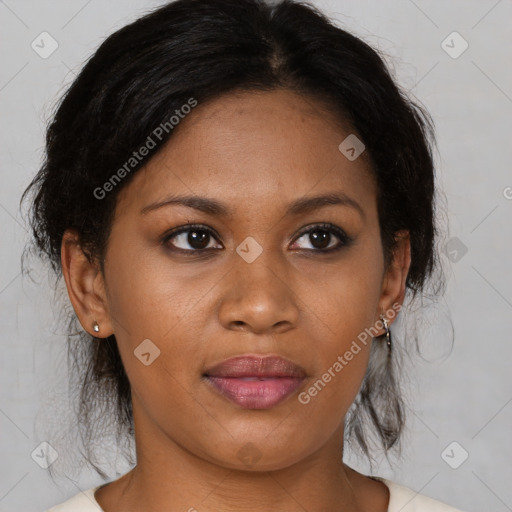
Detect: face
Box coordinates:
(62, 88, 410, 472)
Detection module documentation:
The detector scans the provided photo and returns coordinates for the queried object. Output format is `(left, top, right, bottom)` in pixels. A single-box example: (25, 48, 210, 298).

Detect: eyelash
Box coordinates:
(161, 222, 353, 256)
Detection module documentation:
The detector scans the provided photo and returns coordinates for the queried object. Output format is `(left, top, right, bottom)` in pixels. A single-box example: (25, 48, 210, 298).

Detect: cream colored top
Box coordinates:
(46, 476, 464, 511)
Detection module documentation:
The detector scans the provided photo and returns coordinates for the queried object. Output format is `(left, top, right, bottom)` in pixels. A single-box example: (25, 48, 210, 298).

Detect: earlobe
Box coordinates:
(60, 229, 113, 338)
(378, 230, 411, 327)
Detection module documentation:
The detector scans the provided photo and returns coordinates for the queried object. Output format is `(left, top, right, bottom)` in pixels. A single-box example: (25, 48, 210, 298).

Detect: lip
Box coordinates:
(203, 355, 306, 409)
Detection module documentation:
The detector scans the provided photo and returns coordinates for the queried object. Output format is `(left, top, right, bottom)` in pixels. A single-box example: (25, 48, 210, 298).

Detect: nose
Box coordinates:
(217, 248, 300, 335)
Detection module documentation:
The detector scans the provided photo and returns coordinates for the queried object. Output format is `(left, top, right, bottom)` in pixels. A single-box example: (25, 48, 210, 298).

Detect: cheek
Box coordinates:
(104, 238, 208, 338)
(102, 254, 207, 428)
(102, 240, 225, 399)
(296, 239, 384, 404)
(302, 238, 384, 340)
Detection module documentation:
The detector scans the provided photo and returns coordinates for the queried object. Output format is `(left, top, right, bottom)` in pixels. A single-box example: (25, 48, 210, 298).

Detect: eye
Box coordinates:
(161, 222, 352, 256)
(290, 223, 352, 253)
(162, 224, 223, 253)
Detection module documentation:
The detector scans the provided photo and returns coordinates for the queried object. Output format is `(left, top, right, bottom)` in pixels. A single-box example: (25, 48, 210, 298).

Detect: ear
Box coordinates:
(376, 230, 411, 328)
(60, 229, 113, 338)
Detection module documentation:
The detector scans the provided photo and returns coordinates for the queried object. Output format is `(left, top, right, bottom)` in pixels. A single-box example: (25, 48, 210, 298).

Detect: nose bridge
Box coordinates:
(236, 243, 284, 293)
(217, 239, 299, 333)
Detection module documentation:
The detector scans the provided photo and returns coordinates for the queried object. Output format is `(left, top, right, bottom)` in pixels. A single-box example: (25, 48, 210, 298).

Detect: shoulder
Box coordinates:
(373, 477, 465, 512)
(45, 486, 103, 512)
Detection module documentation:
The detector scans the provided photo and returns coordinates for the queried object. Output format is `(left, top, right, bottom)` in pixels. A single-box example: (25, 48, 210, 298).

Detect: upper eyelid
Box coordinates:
(295, 223, 344, 237)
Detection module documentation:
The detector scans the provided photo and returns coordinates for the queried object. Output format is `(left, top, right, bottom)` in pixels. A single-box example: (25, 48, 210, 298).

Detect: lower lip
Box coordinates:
(204, 376, 304, 409)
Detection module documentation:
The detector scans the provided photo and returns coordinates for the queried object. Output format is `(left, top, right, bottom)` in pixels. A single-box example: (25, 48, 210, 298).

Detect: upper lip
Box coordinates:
(204, 355, 307, 378)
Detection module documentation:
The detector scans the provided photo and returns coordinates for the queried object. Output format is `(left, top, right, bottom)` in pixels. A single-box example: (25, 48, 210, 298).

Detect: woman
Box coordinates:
(23, 0, 464, 510)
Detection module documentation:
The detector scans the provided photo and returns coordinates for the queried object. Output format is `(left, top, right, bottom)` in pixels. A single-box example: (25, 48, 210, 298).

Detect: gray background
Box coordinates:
(1, 1, 511, 510)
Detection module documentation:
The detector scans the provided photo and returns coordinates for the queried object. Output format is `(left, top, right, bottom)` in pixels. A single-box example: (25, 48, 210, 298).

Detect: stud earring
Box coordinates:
(380, 315, 392, 351)
(92, 321, 100, 333)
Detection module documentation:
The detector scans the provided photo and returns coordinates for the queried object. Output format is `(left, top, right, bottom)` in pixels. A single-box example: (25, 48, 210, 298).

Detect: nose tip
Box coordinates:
(218, 255, 300, 335)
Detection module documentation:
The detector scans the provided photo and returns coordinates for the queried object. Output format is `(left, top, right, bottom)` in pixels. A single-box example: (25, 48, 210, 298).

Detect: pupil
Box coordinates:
(310, 230, 330, 249)
(188, 230, 209, 249)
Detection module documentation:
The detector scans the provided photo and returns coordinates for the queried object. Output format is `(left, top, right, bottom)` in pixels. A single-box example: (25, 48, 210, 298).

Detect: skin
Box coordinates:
(61, 88, 411, 512)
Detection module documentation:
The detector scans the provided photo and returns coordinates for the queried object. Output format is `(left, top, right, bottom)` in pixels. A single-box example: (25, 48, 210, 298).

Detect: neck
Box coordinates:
(121, 443, 360, 512)
(95, 397, 387, 512)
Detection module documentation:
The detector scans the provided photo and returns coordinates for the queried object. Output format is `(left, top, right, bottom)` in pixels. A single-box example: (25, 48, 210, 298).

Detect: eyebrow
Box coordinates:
(140, 191, 365, 219)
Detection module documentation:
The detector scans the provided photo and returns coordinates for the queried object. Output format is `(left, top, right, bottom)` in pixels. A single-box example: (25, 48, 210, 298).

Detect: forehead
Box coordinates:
(115, 89, 376, 219)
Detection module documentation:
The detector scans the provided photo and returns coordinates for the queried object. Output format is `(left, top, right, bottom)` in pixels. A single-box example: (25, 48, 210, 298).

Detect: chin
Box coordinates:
(200, 437, 313, 473)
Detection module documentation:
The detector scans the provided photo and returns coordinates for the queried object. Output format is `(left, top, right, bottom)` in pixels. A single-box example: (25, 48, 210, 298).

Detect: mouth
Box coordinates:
(203, 355, 307, 409)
